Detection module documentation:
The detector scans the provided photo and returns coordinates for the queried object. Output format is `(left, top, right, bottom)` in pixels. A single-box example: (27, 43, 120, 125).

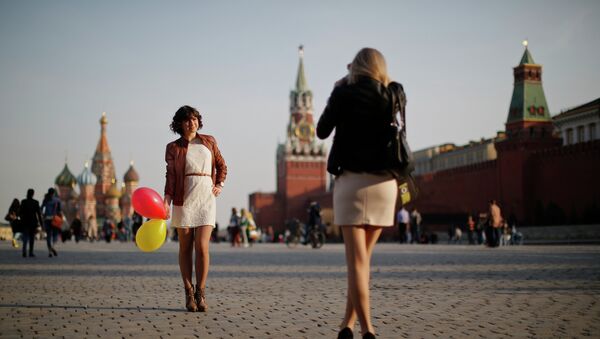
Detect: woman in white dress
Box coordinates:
(164, 105, 227, 312)
(317, 48, 406, 339)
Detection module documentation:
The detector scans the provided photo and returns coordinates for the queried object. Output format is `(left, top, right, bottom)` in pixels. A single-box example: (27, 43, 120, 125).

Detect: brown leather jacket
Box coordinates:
(164, 133, 227, 206)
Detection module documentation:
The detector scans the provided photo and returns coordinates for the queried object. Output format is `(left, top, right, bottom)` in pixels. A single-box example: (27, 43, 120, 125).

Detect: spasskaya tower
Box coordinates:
(249, 46, 328, 232)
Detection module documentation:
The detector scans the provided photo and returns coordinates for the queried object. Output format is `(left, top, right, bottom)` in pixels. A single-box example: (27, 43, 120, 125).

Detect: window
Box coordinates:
(577, 125, 585, 143)
(590, 123, 597, 141)
(566, 128, 573, 145)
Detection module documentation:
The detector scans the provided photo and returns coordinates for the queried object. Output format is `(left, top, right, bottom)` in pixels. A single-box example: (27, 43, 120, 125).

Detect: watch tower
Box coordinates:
(276, 46, 328, 221)
(496, 41, 561, 221)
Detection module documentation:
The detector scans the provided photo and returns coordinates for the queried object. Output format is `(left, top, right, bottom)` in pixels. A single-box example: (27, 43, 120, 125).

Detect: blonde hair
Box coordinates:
(348, 48, 390, 86)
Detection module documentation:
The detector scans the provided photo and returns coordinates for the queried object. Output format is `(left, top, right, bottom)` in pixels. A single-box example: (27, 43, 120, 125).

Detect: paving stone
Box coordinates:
(0, 242, 599, 338)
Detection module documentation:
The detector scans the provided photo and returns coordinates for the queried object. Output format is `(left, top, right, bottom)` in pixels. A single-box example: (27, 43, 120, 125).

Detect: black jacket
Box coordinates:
(19, 198, 42, 229)
(317, 76, 402, 175)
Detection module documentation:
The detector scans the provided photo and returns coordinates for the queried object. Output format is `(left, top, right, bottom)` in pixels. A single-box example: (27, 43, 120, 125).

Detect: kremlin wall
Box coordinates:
(413, 47, 599, 229)
(250, 45, 600, 238)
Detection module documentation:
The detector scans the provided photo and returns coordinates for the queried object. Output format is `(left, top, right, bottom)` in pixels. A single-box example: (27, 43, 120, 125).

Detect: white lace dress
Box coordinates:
(171, 139, 216, 228)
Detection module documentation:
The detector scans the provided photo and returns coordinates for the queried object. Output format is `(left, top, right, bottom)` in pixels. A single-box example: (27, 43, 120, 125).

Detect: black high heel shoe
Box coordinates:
(362, 332, 376, 339)
(337, 327, 353, 339)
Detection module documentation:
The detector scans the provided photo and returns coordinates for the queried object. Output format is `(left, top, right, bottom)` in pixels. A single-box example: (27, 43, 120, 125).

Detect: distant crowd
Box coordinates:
(4, 187, 151, 257)
(396, 200, 522, 247)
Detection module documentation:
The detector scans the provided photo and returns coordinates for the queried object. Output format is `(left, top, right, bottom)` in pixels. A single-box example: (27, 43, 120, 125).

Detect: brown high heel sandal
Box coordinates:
(195, 286, 207, 312)
(185, 285, 198, 312)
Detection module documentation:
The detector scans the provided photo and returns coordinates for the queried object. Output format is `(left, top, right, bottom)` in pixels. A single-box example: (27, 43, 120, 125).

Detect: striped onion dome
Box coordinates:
(77, 162, 97, 186)
(55, 164, 77, 187)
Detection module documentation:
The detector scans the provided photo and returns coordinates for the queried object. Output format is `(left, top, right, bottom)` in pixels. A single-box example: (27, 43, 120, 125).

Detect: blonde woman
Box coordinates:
(317, 48, 404, 339)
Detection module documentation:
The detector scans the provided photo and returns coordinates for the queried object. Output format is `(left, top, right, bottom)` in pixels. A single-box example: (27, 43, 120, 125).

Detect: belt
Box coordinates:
(185, 173, 211, 177)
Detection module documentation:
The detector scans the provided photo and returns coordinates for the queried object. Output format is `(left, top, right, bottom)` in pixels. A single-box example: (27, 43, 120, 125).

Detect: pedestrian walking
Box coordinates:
(396, 207, 409, 243)
(102, 218, 115, 243)
(19, 189, 43, 258)
(467, 214, 475, 245)
(454, 225, 463, 244)
(131, 212, 142, 240)
(410, 208, 422, 244)
(239, 208, 250, 248)
(489, 200, 503, 247)
(5, 198, 22, 248)
(71, 216, 83, 243)
(41, 188, 61, 257)
(317, 47, 405, 339)
(163, 105, 227, 312)
(212, 222, 220, 243)
(87, 215, 98, 242)
(122, 216, 133, 242)
(228, 208, 240, 247)
(477, 212, 487, 245)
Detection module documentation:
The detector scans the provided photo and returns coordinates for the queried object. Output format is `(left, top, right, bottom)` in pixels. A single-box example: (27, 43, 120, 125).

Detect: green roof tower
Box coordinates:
(506, 40, 553, 138)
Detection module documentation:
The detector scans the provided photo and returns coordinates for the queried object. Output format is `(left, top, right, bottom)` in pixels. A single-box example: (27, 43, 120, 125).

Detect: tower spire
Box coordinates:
(91, 111, 116, 219)
(505, 41, 552, 138)
(96, 112, 111, 153)
(295, 45, 308, 92)
(519, 40, 535, 65)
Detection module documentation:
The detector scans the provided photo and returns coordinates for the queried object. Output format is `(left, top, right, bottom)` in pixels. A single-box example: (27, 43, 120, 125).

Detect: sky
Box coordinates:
(1, 0, 599, 227)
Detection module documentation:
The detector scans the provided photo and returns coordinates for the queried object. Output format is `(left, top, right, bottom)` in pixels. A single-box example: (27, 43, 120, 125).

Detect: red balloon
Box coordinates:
(132, 187, 167, 220)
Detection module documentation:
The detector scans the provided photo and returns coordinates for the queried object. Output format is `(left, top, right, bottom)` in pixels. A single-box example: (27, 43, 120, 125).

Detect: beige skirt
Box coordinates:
(333, 171, 397, 227)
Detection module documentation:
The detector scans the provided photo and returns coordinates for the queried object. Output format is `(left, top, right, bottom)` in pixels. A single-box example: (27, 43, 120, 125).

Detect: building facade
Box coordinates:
(413, 136, 502, 176)
(553, 98, 600, 146)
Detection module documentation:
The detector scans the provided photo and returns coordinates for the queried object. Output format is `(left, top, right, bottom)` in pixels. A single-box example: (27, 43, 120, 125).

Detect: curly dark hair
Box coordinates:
(170, 105, 203, 135)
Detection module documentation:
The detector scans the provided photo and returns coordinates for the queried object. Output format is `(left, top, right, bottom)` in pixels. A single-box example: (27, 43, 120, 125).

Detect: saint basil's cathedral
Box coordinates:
(53, 113, 139, 226)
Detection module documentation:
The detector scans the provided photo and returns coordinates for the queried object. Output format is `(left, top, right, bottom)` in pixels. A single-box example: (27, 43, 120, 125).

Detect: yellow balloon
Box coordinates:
(136, 219, 167, 252)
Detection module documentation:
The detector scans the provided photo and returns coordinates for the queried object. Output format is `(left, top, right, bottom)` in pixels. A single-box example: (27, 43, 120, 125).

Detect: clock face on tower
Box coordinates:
(294, 122, 314, 141)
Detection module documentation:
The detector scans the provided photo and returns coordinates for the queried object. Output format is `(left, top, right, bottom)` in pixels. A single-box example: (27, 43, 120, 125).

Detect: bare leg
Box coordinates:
(341, 225, 382, 330)
(341, 225, 383, 335)
(177, 228, 194, 289)
(194, 226, 213, 288)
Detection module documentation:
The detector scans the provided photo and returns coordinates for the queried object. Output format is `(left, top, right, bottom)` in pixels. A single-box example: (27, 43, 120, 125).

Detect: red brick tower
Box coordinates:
(276, 46, 328, 221)
(91, 112, 117, 219)
(250, 46, 328, 232)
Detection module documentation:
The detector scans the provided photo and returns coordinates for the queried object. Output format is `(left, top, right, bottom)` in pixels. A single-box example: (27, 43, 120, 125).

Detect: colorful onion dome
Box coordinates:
(123, 161, 139, 182)
(77, 162, 97, 186)
(55, 164, 77, 187)
(106, 179, 121, 198)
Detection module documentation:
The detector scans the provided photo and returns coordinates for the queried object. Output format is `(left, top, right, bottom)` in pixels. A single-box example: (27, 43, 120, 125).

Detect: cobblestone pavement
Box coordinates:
(0, 240, 599, 339)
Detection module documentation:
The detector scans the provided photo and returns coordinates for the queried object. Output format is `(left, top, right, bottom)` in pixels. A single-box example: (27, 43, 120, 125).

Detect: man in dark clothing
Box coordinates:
(131, 212, 143, 240)
(19, 189, 43, 257)
(71, 217, 83, 243)
(304, 202, 322, 244)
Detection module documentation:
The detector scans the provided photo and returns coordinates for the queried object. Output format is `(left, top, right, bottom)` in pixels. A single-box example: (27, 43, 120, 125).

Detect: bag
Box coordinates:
(387, 82, 419, 204)
(5, 212, 15, 222)
(51, 213, 63, 229)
